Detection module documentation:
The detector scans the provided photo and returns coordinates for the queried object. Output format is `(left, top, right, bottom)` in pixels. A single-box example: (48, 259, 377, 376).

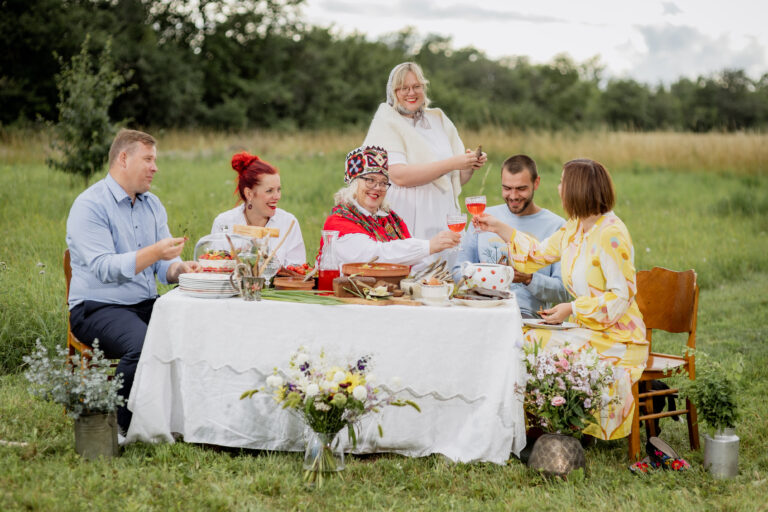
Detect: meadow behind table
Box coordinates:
(126, 288, 526, 464)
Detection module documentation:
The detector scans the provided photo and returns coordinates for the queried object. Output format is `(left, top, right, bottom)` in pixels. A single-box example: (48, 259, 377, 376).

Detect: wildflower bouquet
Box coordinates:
(521, 342, 616, 436)
(241, 347, 419, 486)
(23, 339, 124, 419)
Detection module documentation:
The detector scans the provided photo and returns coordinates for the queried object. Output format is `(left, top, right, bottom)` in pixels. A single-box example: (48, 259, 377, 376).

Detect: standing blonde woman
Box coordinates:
(474, 159, 648, 440)
(363, 62, 487, 246)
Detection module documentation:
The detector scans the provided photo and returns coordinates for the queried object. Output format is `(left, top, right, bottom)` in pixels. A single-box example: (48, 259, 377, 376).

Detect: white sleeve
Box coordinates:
(387, 150, 407, 166)
(335, 233, 430, 266)
(281, 223, 307, 265)
(211, 215, 225, 235)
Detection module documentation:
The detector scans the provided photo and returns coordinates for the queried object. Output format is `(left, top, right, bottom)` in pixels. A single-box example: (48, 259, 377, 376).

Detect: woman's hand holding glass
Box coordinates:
(472, 212, 515, 242)
(444, 213, 467, 253)
(429, 229, 461, 255)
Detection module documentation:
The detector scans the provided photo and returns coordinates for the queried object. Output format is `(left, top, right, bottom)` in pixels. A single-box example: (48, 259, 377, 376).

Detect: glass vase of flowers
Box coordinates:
(241, 347, 419, 487)
(23, 339, 124, 459)
(520, 342, 616, 477)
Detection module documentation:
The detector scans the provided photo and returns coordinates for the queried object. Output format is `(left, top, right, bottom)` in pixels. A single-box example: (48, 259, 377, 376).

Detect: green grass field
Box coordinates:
(1, 130, 767, 510)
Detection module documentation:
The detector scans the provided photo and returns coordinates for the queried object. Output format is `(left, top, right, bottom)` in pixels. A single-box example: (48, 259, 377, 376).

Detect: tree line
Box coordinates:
(2, 0, 768, 132)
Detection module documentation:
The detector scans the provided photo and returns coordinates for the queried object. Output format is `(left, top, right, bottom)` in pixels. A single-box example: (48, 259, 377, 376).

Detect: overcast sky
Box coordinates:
(300, 0, 768, 85)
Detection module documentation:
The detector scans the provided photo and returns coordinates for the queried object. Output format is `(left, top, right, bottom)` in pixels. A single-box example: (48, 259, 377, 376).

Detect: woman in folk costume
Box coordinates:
(320, 146, 460, 266)
(474, 159, 648, 440)
(363, 62, 487, 246)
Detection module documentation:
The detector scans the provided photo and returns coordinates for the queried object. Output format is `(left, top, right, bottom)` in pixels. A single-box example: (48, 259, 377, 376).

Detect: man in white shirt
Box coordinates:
(453, 154, 570, 317)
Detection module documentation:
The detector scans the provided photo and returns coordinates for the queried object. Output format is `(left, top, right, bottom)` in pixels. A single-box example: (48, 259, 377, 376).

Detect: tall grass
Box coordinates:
(1, 130, 767, 371)
(3, 128, 767, 174)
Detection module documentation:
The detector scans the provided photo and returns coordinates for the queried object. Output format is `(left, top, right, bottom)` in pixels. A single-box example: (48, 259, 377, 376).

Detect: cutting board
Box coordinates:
(336, 296, 422, 307)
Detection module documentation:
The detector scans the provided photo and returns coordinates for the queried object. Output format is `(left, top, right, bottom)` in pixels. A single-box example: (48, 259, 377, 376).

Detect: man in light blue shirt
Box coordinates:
(453, 154, 570, 317)
(67, 129, 199, 434)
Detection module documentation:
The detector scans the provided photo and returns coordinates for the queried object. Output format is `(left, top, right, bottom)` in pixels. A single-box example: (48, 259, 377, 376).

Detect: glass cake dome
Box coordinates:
(193, 228, 254, 273)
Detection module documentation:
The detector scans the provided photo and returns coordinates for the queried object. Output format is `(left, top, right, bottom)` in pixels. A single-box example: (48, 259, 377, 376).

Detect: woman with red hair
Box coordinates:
(211, 152, 306, 265)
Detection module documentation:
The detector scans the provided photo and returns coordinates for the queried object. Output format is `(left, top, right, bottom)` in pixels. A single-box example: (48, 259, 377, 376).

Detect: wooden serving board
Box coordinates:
(336, 296, 422, 307)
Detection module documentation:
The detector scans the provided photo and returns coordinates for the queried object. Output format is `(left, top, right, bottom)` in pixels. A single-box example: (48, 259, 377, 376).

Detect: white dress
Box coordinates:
(387, 110, 458, 241)
(364, 104, 465, 242)
(210, 206, 306, 266)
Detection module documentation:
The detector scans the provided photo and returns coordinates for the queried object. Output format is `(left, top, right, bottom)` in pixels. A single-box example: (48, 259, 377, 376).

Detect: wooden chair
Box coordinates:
(628, 267, 700, 460)
(63, 249, 118, 372)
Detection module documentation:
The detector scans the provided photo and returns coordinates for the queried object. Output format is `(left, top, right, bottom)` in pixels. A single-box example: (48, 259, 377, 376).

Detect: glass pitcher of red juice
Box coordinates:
(317, 230, 340, 291)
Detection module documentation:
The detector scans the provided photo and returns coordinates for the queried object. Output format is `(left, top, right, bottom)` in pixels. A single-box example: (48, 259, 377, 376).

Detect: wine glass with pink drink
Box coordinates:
(465, 195, 486, 217)
(446, 213, 467, 253)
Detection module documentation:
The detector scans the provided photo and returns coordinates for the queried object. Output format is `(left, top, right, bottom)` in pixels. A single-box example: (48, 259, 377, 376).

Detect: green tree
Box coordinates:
(47, 36, 127, 183)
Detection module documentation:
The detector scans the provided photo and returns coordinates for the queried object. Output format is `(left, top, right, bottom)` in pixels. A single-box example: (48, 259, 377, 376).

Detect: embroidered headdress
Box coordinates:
(344, 146, 389, 184)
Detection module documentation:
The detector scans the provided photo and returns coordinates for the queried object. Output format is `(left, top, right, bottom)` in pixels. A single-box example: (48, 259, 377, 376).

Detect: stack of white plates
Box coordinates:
(178, 273, 238, 299)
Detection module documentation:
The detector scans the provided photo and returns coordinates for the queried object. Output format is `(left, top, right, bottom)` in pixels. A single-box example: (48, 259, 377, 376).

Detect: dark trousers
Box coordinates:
(69, 298, 156, 432)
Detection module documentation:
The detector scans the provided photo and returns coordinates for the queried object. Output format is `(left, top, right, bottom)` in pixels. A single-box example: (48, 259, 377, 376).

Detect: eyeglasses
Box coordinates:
(397, 84, 423, 94)
(359, 176, 391, 190)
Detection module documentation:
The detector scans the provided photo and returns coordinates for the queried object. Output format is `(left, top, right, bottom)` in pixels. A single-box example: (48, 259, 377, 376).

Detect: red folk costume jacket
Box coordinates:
(316, 203, 411, 263)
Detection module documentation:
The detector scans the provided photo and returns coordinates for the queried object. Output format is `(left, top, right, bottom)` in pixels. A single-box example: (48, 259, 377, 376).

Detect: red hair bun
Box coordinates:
(231, 152, 260, 173)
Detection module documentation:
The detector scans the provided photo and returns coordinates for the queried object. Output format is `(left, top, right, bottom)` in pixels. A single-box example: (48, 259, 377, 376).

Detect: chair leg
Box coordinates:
(629, 381, 642, 461)
(686, 398, 700, 450)
(642, 382, 657, 439)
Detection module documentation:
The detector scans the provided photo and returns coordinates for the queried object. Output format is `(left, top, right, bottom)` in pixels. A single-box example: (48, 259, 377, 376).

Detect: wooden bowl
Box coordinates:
(341, 263, 410, 286)
(272, 277, 315, 290)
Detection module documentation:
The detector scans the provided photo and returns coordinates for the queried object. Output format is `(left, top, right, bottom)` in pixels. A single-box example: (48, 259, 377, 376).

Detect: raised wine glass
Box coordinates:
(446, 213, 467, 253)
(465, 195, 486, 217)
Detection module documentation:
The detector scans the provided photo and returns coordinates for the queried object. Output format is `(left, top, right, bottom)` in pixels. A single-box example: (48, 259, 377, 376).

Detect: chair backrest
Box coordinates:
(635, 267, 698, 349)
(64, 249, 73, 301)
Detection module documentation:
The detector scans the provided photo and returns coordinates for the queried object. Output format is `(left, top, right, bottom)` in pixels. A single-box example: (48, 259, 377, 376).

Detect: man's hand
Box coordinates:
(136, 237, 188, 275)
(539, 302, 573, 324)
(155, 237, 187, 260)
(513, 269, 532, 285)
(167, 260, 201, 283)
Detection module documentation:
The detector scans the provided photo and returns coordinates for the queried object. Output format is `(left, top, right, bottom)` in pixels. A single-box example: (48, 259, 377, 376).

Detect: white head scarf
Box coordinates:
(386, 62, 430, 128)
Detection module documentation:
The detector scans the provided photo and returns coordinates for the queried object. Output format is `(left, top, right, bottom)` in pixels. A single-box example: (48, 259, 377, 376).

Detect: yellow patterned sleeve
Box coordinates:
(572, 223, 637, 330)
(508, 226, 565, 274)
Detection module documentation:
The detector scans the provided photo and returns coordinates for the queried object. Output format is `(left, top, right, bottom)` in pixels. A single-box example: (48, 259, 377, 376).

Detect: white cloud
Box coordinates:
(302, 0, 768, 85)
(619, 24, 768, 83)
(661, 2, 682, 15)
(321, 0, 567, 24)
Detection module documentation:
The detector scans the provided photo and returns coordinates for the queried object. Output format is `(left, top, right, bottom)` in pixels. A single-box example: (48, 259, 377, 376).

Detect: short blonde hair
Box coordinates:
(389, 62, 431, 109)
(108, 129, 156, 168)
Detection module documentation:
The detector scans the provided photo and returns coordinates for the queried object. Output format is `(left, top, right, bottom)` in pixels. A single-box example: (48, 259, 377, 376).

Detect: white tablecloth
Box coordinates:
(127, 289, 527, 464)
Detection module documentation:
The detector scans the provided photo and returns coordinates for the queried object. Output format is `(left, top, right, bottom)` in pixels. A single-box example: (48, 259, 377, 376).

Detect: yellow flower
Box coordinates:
(344, 372, 364, 390)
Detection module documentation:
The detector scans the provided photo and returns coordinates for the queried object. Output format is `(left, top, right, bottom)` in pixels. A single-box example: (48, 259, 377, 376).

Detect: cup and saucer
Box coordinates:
(418, 282, 453, 307)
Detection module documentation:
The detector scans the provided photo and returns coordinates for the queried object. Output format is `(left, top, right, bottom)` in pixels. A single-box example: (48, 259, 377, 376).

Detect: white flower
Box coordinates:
(333, 371, 345, 383)
(306, 383, 320, 397)
(294, 352, 309, 366)
(366, 373, 377, 385)
(265, 375, 283, 388)
(314, 401, 330, 411)
(352, 385, 367, 401)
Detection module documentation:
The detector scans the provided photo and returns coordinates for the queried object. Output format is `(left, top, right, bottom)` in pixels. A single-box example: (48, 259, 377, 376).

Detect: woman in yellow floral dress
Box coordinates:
(474, 158, 647, 440)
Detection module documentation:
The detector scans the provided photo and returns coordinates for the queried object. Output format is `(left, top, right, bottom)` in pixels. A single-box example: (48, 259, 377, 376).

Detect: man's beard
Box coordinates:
(507, 195, 533, 214)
